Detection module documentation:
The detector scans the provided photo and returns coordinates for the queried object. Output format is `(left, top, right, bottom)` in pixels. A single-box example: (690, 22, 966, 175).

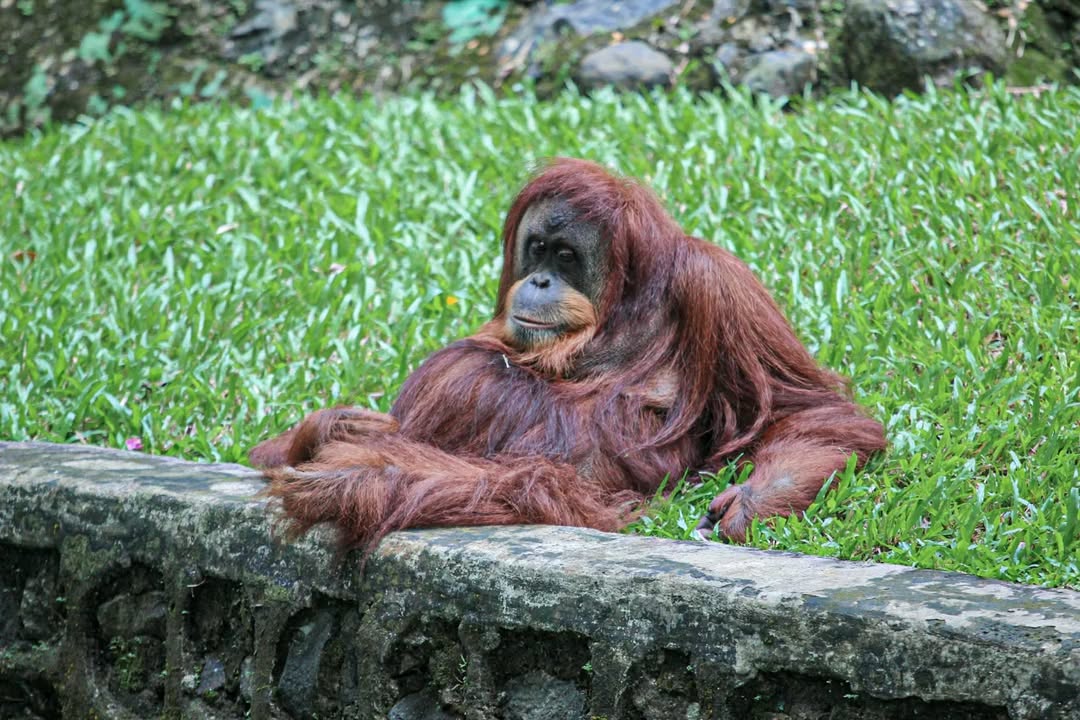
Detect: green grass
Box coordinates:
(1, 84, 1077, 588)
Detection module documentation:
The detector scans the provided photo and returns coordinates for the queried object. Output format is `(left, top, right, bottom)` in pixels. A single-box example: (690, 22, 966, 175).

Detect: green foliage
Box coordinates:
(174, 65, 227, 99)
(79, 21, 118, 65)
(238, 52, 266, 74)
(1, 83, 1077, 587)
(77, 1, 175, 66)
(19, 65, 51, 125)
(4, 66, 50, 134)
(120, 0, 173, 42)
(108, 636, 144, 692)
(443, 0, 508, 44)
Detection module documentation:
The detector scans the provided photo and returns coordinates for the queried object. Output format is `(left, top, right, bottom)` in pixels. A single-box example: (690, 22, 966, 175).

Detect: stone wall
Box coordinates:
(1, 441, 1078, 720)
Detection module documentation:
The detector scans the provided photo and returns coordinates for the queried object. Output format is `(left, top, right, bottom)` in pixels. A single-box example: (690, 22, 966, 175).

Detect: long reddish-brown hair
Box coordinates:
(492, 158, 846, 457)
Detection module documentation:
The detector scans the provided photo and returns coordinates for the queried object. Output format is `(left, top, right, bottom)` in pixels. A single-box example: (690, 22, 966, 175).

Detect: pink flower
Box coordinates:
(125, 437, 144, 451)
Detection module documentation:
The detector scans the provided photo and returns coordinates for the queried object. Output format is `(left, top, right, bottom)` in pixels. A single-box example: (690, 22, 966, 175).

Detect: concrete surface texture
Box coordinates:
(0, 441, 1077, 719)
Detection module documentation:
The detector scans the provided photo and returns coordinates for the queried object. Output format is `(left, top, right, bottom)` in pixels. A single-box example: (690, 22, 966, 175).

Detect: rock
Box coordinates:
(501, 670, 587, 720)
(730, 17, 778, 53)
(18, 564, 59, 641)
(713, 0, 747, 17)
(16, 557, 58, 643)
(225, 0, 301, 76)
(752, 0, 818, 12)
(388, 690, 457, 720)
(238, 656, 255, 703)
(183, 698, 236, 720)
(1044, 0, 1080, 14)
(576, 42, 674, 91)
(276, 610, 336, 718)
(181, 673, 199, 692)
(0, 585, 19, 642)
(1005, 1, 1077, 84)
(742, 49, 816, 98)
(96, 591, 167, 640)
(715, 42, 741, 71)
(498, 0, 679, 68)
(229, 0, 299, 39)
(691, 0, 753, 51)
(840, 0, 1009, 95)
(196, 657, 227, 695)
(506, 0, 678, 43)
(632, 673, 701, 718)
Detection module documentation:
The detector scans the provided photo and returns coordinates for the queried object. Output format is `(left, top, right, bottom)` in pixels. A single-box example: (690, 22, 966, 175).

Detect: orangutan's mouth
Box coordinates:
(513, 316, 556, 330)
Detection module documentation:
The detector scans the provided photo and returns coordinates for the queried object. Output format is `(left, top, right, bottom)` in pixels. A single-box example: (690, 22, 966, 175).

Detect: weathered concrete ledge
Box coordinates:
(1, 441, 1077, 720)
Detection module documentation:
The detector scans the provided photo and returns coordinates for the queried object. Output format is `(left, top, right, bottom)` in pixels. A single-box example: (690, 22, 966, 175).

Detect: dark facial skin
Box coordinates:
(507, 198, 607, 348)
